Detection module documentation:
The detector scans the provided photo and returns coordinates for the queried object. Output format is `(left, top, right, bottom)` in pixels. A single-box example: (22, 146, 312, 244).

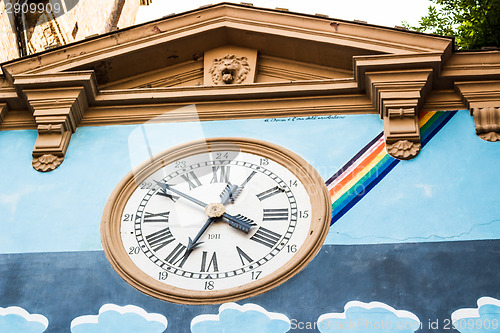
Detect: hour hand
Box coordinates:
(222, 213, 255, 233)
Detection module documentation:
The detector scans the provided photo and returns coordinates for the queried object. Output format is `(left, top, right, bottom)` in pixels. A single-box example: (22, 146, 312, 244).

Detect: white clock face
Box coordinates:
(120, 149, 312, 292)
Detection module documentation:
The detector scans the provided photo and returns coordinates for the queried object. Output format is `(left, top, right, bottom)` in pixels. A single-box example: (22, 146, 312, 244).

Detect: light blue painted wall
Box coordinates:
(327, 110, 500, 244)
(0, 114, 379, 254)
(1, 111, 499, 254)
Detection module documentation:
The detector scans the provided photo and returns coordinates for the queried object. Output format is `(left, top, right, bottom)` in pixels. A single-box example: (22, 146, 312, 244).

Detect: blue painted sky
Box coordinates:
(0, 111, 499, 253)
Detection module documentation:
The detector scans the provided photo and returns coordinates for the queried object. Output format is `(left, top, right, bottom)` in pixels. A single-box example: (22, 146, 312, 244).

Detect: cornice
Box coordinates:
(0, 7, 497, 169)
(80, 95, 375, 127)
(94, 79, 360, 105)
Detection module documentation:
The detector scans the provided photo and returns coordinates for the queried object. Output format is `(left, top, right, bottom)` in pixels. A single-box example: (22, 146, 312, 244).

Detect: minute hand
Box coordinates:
(158, 182, 207, 208)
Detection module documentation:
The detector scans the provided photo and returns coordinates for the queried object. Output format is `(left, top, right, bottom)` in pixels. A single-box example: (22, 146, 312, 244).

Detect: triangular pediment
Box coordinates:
(1, 2, 498, 173)
(1, 2, 453, 86)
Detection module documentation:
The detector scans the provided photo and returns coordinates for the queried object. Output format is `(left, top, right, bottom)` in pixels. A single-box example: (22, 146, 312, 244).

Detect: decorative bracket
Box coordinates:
(25, 87, 87, 171)
(455, 81, 500, 142)
(13, 71, 98, 171)
(366, 69, 433, 160)
(0, 103, 7, 125)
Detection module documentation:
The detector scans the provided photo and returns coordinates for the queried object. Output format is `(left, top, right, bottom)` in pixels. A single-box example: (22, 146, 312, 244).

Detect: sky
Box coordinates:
(135, 0, 433, 29)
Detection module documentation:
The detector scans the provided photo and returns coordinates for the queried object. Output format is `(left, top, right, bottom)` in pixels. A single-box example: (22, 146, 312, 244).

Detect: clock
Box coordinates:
(101, 138, 331, 304)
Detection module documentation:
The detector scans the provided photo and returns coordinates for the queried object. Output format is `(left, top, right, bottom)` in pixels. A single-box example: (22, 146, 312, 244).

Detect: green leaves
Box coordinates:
(404, 0, 500, 50)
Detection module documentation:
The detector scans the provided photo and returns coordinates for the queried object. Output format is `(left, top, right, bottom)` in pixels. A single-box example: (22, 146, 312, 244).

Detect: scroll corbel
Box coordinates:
(470, 107, 500, 142)
(24, 87, 88, 172)
(383, 106, 421, 160)
(455, 81, 500, 142)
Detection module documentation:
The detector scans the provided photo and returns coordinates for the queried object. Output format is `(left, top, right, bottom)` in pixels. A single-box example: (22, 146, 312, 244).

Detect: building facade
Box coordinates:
(0, 0, 149, 63)
(0, 3, 499, 332)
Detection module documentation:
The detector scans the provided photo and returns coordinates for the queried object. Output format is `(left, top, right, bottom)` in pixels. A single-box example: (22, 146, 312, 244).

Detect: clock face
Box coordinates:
(101, 138, 331, 304)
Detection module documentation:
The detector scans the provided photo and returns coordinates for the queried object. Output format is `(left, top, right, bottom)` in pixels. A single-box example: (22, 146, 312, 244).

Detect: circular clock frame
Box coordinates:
(101, 137, 331, 304)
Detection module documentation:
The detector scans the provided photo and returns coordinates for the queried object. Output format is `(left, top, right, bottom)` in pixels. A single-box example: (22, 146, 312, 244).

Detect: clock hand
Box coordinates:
(185, 182, 255, 254)
(221, 213, 255, 233)
(220, 171, 256, 204)
(219, 183, 241, 205)
(184, 185, 242, 254)
(155, 181, 207, 208)
(155, 180, 255, 232)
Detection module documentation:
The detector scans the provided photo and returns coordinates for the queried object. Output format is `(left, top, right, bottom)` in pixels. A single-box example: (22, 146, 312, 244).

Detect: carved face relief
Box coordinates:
(209, 54, 250, 85)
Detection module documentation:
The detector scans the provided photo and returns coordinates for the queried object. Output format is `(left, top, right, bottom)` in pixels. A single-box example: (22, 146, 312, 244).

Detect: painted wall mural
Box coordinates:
(3, 298, 500, 332)
(1, 111, 499, 332)
(191, 303, 291, 333)
(0, 307, 48, 333)
(317, 301, 421, 333)
(70, 304, 168, 333)
(452, 298, 500, 333)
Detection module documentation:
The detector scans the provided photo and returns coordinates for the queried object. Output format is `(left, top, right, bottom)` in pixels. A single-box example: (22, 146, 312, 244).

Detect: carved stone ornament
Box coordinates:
(209, 54, 250, 85)
(32, 154, 64, 172)
(386, 140, 421, 160)
(472, 107, 500, 142)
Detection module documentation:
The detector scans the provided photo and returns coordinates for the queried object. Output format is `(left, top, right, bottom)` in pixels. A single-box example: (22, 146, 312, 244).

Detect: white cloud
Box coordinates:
(317, 301, 421, 333)
(452, 297, 500, 333)
(0, 306, 48, 333)
(70, 304, 167, 333)
(191, 302, 291, 333)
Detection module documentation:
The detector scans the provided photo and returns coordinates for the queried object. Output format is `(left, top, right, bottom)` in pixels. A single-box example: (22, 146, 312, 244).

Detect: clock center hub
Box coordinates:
(205, 202, 226, 218)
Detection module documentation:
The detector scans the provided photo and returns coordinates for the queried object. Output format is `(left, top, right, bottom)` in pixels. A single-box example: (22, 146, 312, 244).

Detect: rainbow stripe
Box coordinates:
(326, 111, 457, 225)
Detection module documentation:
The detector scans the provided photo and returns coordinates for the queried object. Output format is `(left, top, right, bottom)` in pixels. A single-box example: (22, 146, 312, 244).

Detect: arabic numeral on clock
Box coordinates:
(158, 271, 168, 280)
(287, 244, 297, 253)
(251, 271, 262, 280)
(175, 160, 186, 168)
(122, 214, 134, 222)
(289, 179, 298, 187)
(259, 158, 269, 166)
(140, 182, 153, 189)
(215, 152, 229, 159)
(204, 281, 215, 290)
(128, 246, 140, 255)
(299, 210, 309, 218)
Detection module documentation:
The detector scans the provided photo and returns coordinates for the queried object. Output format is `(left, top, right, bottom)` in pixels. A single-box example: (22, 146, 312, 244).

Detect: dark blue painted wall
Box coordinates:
(1, 240, 498, 332)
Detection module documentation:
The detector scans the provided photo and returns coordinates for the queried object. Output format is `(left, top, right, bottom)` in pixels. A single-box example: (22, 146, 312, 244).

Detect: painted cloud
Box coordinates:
(317, 301, 421, 333)
(70, 304, 167, 333)
(452, 297, 500, 333)
(191, 302, 291, 333)
(0, 306, 48, 333)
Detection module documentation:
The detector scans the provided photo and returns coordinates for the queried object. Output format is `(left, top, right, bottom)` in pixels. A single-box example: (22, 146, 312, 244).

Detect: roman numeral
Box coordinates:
(165, 243, 188, 267)
(200, 251, 219, 272)
(211, 166, 230, 183)
(263, 209, 289, 221)
(236, 246, 253, 266)
(180, 171, 202, 190)
(145, 227, 175, 252)
(250, 227, 281, 248)
(256, 186, 284, 201)
(143, 211, 170, 223)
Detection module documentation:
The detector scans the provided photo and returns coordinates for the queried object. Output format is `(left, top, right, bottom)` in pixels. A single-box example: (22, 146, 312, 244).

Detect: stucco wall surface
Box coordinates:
(0, 111, 499, 333)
